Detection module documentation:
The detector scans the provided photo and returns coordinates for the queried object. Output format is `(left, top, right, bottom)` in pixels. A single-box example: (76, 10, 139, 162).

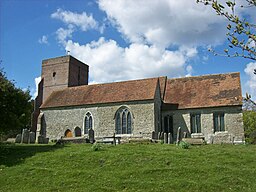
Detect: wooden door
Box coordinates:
(65, 129, 73, 137)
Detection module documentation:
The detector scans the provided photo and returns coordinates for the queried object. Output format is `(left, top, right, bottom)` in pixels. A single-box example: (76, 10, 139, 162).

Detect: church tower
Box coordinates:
(41, 55, 89, 102)
(31, 55, 89, 132)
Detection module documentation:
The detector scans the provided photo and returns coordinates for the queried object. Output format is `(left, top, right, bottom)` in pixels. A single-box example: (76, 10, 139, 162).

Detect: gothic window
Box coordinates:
(84, 112, 93, 134)
(115, 108, 132, 134)
(213, 113, 225, 132)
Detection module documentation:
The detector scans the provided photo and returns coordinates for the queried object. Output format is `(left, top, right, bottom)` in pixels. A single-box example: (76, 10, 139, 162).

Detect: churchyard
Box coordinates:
(0, 143, 255, 192)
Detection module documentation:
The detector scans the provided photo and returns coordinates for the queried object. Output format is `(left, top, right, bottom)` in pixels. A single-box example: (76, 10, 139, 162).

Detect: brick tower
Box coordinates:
(31, 55, 89, 133)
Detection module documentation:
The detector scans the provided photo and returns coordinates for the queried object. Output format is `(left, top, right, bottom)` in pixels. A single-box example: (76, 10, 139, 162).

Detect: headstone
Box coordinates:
(29, 132, 36, 144)
(176, 127, 181, 145)
(164, 133, 168, 144)
(38, 135, 44, 144)
(160, 132, 164, 140)
(183, 132, 187, 138)
(15, 134, 22, 143)
(152, 131, 156, 140)
(21, 129, 30, 144)
(37, 136, 49, 144)
(88, 128, 95, 144)
(158, 132, 161, 140)
(168, 133, 172, 144)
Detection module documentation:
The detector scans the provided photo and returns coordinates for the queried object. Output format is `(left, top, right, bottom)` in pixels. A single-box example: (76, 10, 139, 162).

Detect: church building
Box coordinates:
(32, 55, 244, 144)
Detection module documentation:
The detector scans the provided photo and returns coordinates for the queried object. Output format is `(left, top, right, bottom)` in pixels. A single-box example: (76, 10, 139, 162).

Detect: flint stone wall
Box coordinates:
(41, 100, 156, 141)
(162, 106, 244, 144)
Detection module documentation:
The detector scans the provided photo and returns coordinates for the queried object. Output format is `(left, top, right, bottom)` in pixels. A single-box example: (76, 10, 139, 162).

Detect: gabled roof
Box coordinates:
(41, 77, 160, 109)
(164, 72, 242, 109)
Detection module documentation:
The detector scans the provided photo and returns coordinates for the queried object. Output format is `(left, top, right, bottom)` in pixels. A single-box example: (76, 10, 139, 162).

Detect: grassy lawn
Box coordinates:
(0, 143, 256, 192)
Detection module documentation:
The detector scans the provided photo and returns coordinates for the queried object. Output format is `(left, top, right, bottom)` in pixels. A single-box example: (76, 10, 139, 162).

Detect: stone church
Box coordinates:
(32, 55, 244, 144)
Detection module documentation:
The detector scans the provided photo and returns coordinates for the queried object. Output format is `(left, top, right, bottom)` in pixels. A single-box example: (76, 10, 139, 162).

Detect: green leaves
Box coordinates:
(0, 68, 33, 138)
(197, 0, 256, 61)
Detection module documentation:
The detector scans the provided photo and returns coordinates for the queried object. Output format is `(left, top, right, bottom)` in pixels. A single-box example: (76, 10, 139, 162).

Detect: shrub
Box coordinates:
(179, 141, 190, 149)
(243, 111, 256, 144)
(91, 142, 102, 151)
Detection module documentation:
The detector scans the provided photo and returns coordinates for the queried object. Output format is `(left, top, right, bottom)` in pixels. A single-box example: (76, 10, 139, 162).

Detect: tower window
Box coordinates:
(53, 72, 56, 77)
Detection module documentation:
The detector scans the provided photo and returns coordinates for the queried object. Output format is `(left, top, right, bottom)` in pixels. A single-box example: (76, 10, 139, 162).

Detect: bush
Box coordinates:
(179, 141, 190, 149)
(243, 111, 256, 144)
(91, 143, 102, 151)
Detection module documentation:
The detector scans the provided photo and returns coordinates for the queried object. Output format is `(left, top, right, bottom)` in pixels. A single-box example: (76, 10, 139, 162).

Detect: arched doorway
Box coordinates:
(64, 129, 73, 137)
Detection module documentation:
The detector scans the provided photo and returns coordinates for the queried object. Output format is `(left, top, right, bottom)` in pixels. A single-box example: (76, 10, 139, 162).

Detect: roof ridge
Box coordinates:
(168, 72, 240, 81)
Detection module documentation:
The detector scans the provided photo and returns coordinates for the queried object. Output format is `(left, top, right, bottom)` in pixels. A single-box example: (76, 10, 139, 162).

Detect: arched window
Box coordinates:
(65, 129, 73, 137)
(84, 112, 93, 134)
(74, 127, 82, 137)
(115, 107, 133, 134)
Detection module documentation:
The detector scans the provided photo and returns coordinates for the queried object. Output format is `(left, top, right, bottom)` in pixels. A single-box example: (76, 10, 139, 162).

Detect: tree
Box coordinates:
(243, 111, 256, 144)
(197, 0, 256, 61)
(0, 68, 33, 140)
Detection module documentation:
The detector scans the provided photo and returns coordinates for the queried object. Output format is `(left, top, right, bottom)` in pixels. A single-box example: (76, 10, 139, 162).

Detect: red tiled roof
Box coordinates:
(164, 72, 242, 109)
(41, 77, 160, 108)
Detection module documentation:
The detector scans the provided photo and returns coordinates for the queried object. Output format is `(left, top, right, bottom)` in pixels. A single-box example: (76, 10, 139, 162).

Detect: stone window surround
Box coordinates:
(114, 106, 134, 135)
(83, 111, 94, 135)
(190, 113, 201, 134)
(213, 112, 225, 132)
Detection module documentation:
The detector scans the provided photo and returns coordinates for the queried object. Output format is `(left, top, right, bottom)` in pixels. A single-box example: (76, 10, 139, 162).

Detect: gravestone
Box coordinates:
(168, 133, 172, 144)
(15, 134, 22, 143)
(88, 128, 95, 144)
(38, 135, 49, 144)
(164, 133, 168, 144)
(158, 132, 161, 140)
(21, 129, 29, 144)
(183, 132, 187, 138)
(160, 132, 164, 140)
(152, 131, 156, 140)
(29, 132, 36, 144)
(176, 127, 181, 145)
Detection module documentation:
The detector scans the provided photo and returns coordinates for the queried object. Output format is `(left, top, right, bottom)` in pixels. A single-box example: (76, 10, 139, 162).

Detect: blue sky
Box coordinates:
(0, 0, 255, 100)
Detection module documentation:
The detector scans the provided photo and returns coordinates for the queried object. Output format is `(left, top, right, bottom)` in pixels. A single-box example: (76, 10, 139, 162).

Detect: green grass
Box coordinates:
(0, 143, 256, 192)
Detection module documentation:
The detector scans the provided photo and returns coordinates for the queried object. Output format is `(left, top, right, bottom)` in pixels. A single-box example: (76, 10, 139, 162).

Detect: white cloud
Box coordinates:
(65, 37, 195, 83)
(98, 0, 227, 47)
(38, 35, 48, 44)
(33, 76, 41, 98)
(56, 25, 74, 45)
(51, 8, 99, 32)
(244, 62, 256, 99)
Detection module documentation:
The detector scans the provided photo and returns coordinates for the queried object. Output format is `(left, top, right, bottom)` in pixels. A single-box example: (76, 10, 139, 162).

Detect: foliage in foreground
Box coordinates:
(197, 0, 256, 61)
(0, 143, 256, 192)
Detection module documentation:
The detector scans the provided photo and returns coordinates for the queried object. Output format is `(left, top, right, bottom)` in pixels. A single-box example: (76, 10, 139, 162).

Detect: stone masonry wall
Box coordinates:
(41, 100, 156, 141)
(162, 106, 244, 144)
